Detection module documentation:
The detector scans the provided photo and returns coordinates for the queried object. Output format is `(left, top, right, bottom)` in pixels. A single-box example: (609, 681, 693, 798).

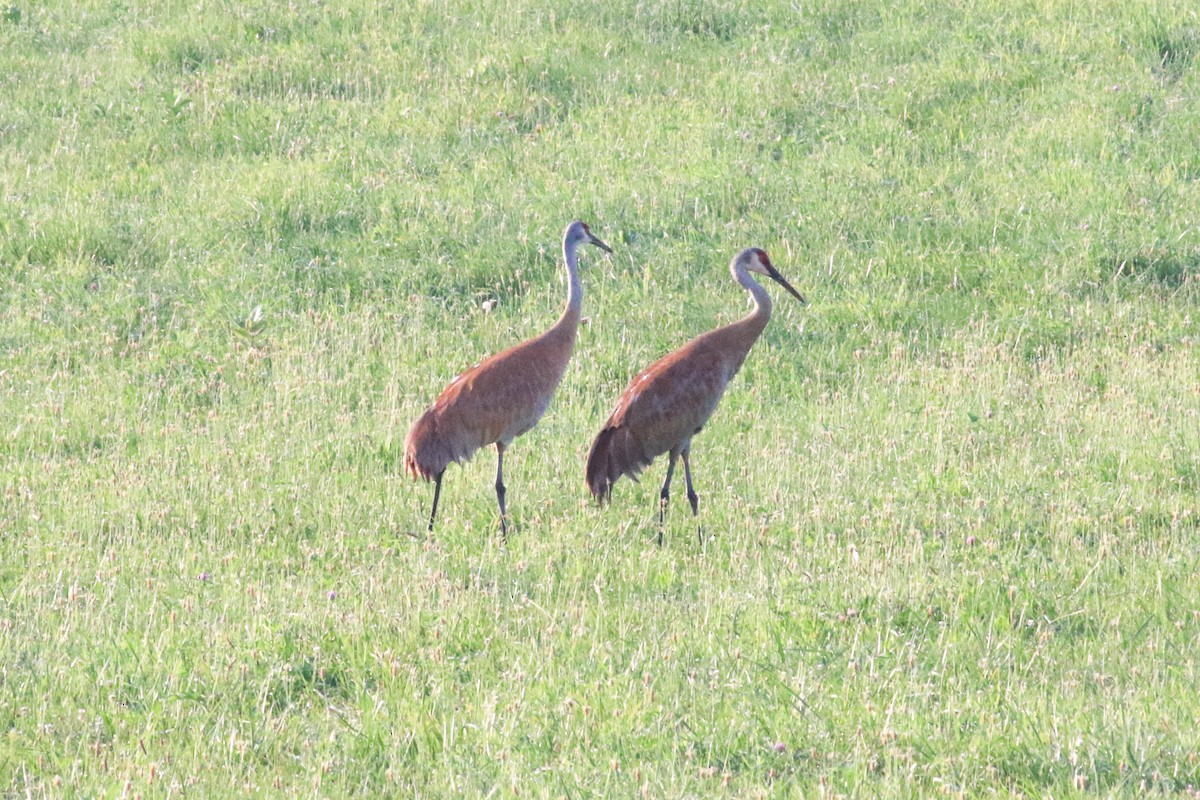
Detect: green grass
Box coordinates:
(3, 0, 1200, 795)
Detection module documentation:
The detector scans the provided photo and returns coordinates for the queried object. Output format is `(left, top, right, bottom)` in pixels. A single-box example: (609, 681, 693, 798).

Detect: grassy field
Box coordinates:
(3, 0, 1200, 795)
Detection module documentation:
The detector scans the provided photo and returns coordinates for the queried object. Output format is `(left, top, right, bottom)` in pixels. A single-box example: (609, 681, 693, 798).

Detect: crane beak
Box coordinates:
(589, 233, 613, 254)
(765, 265, 806, 304)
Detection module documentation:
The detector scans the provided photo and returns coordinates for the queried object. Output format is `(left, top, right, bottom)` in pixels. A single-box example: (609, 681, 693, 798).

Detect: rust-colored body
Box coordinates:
(405, 220, 611, 534)
(586, 248, 804, 535)
(403, 309, 578, 480)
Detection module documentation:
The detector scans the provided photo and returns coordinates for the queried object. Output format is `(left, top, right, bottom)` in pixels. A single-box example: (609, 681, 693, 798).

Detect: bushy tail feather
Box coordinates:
(403, 448, 434, 481)
(404, 411, 452, 481)
(585, 425, 650, 504)
(585, 428, 616, 504)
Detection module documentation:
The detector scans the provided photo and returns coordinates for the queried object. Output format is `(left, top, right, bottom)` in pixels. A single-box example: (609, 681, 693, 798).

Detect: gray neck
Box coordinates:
(562, 237, 583, 319)
(544, 235, 584, 342)
(734, 263, 772, 328)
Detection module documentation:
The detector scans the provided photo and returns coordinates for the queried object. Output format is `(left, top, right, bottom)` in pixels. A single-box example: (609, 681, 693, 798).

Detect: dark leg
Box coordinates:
(681, 449, 701, 545)
(658, 450, 679, 545)
(427, 470, 445, 533)
(681, 449, 699, 517)
(495, 443, 508, 538)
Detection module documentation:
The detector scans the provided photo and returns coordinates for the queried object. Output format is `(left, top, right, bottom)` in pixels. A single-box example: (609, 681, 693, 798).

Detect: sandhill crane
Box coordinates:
(585, 247, 804, 541)
(404, 220, 612, 536)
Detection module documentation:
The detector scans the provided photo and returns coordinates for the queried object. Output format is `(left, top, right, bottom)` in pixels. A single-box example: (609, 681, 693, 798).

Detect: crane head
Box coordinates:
(742, 248, 806, 304)
(564, 220, 613, 254)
